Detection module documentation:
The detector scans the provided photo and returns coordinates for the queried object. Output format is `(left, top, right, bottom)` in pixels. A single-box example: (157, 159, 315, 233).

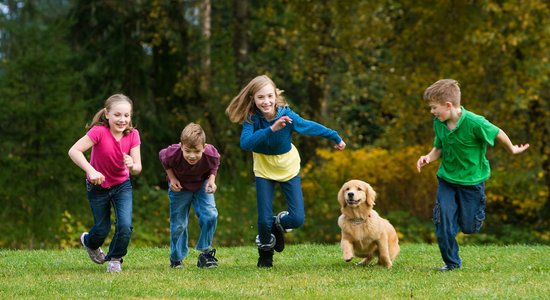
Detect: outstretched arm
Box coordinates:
(416, 147, 441, 173)
(495, 129, 529, 154)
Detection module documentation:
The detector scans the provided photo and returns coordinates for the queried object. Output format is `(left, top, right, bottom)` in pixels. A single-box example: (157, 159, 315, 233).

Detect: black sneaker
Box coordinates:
(438, 265, 460, 272)
(197, 249, 218, 268)
(272, 211, 289, 253)
(257, 248, 274, 268)
(170, 261, 182, 269)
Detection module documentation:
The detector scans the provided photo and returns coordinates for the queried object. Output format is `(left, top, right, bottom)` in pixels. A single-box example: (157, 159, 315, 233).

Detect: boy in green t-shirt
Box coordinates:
(416, 79, 529, 271)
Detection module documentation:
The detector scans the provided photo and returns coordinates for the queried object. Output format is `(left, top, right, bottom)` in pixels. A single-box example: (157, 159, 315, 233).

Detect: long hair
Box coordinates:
(225, 75, 287, 124)
(87, 94, 135, 136)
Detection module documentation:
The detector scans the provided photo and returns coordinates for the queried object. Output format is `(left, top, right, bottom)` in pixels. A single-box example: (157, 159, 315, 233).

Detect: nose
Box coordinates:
(347, 192, 354, 198)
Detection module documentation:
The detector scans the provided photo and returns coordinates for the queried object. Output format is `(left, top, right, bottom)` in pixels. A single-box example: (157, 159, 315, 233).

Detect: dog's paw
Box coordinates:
(344, 257, 353, 262)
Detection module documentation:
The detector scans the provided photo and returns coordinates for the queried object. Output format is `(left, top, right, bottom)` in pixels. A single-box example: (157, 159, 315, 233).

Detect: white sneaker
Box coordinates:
(80, 232, 105, 264)
(107, 259, 122, 273)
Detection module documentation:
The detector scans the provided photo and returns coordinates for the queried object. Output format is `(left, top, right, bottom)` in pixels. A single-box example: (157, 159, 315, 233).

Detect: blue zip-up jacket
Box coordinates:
(240, 106, 343, 155)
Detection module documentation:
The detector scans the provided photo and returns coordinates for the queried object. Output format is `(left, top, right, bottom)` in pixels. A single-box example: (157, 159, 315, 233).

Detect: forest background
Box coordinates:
(0, 0, 548, 249)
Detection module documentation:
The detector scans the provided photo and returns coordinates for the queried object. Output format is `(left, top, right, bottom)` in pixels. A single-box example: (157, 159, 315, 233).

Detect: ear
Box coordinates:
(365, 183, 376, 207)
(338, 183, 347, 207)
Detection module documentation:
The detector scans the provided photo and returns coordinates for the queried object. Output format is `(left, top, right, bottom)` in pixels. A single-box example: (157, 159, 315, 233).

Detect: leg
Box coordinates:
(105, 179, 133, 261)
(434, 178, 462, 268)
(279, 176, 305, 230)
(193, 180, 218, 251)
(341, 238, 354, 262)
(85, 181, 112, 250)
(457, 182, 486, 234)
(168, 187, 193, 264)
(255, 177, 276, 245)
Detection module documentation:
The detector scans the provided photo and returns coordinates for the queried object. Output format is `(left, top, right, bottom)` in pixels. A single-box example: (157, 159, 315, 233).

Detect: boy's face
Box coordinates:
(429, 101, 452, 122)
(180, 143, 205, 165)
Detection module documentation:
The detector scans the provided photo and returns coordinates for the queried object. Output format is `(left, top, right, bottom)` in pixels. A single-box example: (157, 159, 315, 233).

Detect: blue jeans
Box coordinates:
(84, 179, 133, 261)
(256, 176, 305, 245)
(433, 177, 486, 268)
(168, 180, 218, 263)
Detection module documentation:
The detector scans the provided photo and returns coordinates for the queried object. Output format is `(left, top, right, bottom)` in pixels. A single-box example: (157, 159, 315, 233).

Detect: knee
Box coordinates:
(200, 209, 218, 226)
(285, 214, 304, 228)
(116, 223, 133, 237)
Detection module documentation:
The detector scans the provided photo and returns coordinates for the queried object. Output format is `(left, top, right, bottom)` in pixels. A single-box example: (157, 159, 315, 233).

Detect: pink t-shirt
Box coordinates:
(87, 125, 141, 188)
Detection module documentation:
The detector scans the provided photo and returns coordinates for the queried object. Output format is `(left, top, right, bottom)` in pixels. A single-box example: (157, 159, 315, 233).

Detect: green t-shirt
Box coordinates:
(433, 107, 500, 185)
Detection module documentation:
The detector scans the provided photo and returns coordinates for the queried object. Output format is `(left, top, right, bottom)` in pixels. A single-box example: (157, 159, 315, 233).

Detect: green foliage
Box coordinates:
(0, 0, 548, 248)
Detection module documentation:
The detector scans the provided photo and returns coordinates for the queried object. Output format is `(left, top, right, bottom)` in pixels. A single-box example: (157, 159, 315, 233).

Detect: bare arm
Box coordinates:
(165, 168, 182, 192)
(125, 145, 142, 175)
(495, 129, 530, 154)
(416, 147, 442, 173)
(205, 174, 217, 194)
(68, 135, 105, 184)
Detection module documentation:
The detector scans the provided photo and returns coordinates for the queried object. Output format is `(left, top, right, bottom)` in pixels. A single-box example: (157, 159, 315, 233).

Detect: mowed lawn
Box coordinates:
(1, 243, 548, 299)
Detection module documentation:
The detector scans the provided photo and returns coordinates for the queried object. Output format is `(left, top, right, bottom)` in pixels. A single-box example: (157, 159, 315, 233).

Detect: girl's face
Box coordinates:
(105, 101, 132, 135)
(253, 84, 276, 119)
(181, 143, 205, 165)
(429, 102, 452, 122)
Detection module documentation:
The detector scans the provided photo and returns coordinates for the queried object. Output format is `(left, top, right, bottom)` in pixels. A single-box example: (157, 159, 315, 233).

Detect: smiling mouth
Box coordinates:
(346, 198, 360, 205)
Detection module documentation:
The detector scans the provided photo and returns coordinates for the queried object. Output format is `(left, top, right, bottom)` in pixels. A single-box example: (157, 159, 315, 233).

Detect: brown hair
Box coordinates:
(180, 123, 206, 147)
(225, 75, 287, 124)
(423, 79, 461, 106)
(87, 94, 134, 135)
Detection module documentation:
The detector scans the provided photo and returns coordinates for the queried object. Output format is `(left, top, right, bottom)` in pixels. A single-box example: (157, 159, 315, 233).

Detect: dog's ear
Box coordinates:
(338, 182, 347, 207)
(365, 183, 376, 206)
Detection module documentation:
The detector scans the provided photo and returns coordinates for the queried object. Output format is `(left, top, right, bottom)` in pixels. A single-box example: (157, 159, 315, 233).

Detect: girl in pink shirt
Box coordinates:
(68, 94, 142, 273)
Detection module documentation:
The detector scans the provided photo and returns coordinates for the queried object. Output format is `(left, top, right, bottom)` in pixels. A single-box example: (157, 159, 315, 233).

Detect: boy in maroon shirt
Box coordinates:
(159, 123, 220, 268)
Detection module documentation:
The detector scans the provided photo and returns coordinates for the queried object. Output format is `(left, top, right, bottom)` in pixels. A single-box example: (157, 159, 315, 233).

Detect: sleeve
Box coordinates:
(86, 125, 103, 144)
(208, 145, 221, 176)
(433, 120, 442, 149)
(158, 147, 171, 170)
(288, 110, 342, 144)
(239, 121, 272, 151)
(130, 129, 141, 149)
(473, 117, 500, 147)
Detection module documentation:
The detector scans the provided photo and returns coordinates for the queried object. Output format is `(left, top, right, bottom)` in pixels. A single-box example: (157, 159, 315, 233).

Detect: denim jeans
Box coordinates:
(255, 176, 305, 245)
(433, 177, 486, 268)
(84, 179, 133, 261)
(168, 180, 218, 263)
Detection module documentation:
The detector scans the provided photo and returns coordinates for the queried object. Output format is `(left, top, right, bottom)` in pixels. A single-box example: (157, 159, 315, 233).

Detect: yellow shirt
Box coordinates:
(253, 144, 301, 182)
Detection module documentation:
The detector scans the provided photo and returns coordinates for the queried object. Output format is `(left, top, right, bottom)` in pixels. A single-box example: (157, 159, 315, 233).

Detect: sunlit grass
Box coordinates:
(1, 244, 548, 299)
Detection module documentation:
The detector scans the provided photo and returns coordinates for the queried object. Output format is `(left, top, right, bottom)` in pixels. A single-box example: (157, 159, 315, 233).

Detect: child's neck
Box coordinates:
(446, 106, 462, 130)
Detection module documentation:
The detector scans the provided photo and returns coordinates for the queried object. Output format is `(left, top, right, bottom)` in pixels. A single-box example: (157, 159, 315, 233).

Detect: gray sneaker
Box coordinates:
(107, 258, 122, 273)
(80, 232, 105, 264)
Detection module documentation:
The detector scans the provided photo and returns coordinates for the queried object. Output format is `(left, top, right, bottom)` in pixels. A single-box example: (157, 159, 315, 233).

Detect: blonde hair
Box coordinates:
(180, 123, 206, 147)
(225, 75, 287, 124)
(88, 94, 134, 135)
(423, 79, 461, 106)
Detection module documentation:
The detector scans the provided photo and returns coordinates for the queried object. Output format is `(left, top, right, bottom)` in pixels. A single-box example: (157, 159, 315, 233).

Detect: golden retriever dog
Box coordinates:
(337, 180, 399, 268)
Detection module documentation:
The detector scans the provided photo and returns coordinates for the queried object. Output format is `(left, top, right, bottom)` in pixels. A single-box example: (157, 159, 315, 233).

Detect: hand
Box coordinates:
(416, 156, 430, 173)
(170, 179, 182, 192)
(123, 153, 134, 170)
(205, 182, 217, 194)
(270, 116, 292, 132)
(510, 143, 530, 154)
(88, 170, 105, 185)
(334, 140, 346, 150)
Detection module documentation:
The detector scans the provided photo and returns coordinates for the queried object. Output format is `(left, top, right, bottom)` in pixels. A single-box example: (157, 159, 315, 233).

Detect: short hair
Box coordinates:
(180, 123, 206, 147)
(423, 79, 461, 106)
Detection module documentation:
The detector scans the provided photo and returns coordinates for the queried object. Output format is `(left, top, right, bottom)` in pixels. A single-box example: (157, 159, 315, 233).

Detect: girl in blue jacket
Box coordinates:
(226, 75, 346, 267)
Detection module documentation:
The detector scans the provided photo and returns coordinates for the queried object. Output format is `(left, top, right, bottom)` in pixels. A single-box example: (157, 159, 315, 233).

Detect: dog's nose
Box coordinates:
(347, 192, 354, 198)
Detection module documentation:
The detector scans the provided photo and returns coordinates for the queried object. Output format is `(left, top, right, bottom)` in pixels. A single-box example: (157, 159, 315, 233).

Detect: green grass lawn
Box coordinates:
(1, 243, 548, 299)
